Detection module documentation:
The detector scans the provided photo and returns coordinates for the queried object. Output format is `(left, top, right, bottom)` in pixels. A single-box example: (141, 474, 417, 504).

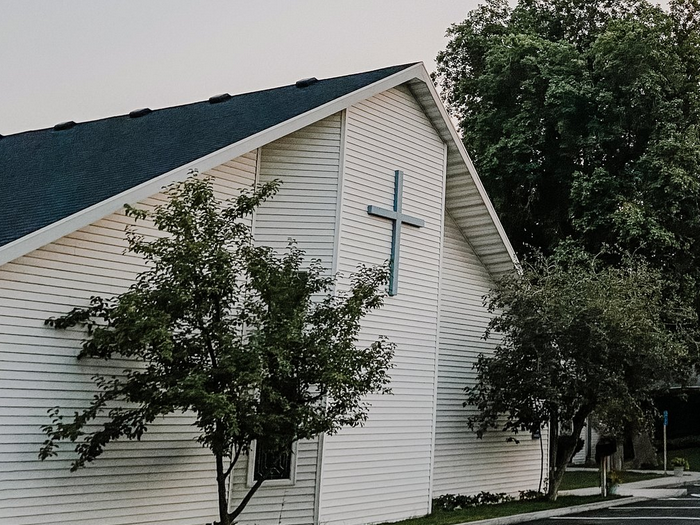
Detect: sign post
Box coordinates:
(601, 457, 607, 497)
(663, 410, 668, 475)
(596, 437, 616, 497)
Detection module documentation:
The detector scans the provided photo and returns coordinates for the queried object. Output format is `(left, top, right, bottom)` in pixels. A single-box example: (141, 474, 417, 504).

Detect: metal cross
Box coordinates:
(367, 170, 425, 296)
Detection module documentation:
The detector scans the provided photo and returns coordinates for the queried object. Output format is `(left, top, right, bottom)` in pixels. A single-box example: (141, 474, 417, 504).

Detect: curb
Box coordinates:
(560, 475, 699, 497)
(616, 488, 687, 498)
(450, 496, 648, 525)
(650, 478, 700, 488)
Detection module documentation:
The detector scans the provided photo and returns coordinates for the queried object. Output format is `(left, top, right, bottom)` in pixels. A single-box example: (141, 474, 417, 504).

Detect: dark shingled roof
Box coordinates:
(0, 63, 416, 248)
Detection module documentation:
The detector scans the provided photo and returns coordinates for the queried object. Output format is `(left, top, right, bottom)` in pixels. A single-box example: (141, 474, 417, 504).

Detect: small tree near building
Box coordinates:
(38, 173, 395, 525)
(465, 246, 696, 500)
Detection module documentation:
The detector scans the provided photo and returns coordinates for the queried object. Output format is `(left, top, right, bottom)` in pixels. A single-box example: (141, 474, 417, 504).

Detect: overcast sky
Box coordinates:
(1, 1, 671, 136)
(0, 0, 489, 135)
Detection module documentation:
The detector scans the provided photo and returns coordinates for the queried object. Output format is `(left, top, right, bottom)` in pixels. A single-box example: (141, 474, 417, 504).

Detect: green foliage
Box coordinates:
(606, 470, 622, 489)
(559, 469, 661, 490)
(518, 490, 545, 500)
(437, 0, 700, 503)
(465, 246, 697, 498)
(433, 492, 513, 512)
(435, 0, 700, 272)
(668, 447, 700, 470)
(39, 172, 395, 525)
(662, 435, 700, 450)
(384, 496, 610, 525)
(670, 456, 691, 469)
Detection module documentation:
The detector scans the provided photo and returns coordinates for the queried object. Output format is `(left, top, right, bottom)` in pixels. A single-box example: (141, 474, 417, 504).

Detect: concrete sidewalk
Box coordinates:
(453, 470, 700, 525)
(460, 497, 647, 525)
(559, 469, 700, 498)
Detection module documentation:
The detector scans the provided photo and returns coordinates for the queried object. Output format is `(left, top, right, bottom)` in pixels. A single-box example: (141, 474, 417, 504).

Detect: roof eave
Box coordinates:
(406, 70, 518, 277)
(0, 63, 518, 275)
(0, 65, 423, 267)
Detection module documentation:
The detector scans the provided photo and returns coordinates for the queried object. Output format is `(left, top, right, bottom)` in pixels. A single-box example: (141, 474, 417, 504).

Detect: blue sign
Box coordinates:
(663, 410, 668, 426)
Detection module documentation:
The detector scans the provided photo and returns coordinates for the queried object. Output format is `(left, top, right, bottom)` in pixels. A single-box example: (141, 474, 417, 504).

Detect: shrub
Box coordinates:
(606, 470, 622, 489)
(670, 457, 690, 470)
(662, 435, 700, 450)
(433, 491, 513, 511)
(519, 490, 545, 500)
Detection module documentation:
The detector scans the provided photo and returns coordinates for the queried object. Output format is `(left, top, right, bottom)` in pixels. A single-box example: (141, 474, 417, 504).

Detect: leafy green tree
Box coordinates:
(434, 0, 700, 287)
(466, 246, 697, 499)
(437, 0, 700, 492)
(39, 173, 395, 525)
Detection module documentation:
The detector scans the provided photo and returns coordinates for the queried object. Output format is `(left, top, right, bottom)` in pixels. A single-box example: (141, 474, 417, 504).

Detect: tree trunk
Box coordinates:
(631, 431, 659, 469)
(547, 407, 592, 500)
(547, 413, 560, 501)
(228, 478, 264, 522)
(215, 452, 230, 525)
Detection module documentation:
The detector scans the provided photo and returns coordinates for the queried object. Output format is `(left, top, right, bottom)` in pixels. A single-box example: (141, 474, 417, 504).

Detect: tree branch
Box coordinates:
(223, 445, 243, 480)
(228, 477, 265, 521)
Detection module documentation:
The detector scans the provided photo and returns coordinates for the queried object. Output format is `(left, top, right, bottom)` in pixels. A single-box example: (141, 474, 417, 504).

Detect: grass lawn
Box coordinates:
(560, 469, 663, 490)
(384, 496, 613, 525)
(669, 447, 700, 471)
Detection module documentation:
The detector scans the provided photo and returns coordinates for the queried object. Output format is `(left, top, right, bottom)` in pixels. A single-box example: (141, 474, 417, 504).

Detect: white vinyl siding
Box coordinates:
(0, 77, 540, 525)
(0, 153, 258, 525)
(432, 214, 547, 497)
(318, 86, 445, 525)
(228, 113, 342, 525)
(253, 114, 341, 263)
(403, 77, 516, 277)
(572, 420, 599, 465)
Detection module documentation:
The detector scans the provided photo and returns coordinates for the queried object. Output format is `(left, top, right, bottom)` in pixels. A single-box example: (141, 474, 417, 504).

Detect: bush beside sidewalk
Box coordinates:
(385, 496, 622, 525)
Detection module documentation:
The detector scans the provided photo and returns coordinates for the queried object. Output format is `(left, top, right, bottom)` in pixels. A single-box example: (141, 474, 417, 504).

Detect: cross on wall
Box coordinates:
(367, 170, 425, 296)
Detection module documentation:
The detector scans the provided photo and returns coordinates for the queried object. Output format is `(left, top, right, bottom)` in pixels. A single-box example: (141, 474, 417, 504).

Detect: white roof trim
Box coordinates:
(0, 63, 516, 269)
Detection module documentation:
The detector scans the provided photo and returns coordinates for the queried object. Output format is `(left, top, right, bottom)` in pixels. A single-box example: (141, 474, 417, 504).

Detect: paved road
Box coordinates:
(529, 485, 700, 524)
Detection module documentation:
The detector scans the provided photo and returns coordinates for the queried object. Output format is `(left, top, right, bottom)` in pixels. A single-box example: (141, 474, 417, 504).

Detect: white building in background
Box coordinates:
(0, 63, 547, 525)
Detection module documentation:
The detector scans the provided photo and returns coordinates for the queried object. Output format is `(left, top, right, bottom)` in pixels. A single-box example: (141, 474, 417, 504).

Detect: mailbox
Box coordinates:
(595, 436, 617, 462)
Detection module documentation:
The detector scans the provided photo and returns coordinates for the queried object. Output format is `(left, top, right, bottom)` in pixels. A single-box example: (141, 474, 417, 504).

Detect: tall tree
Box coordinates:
(39, 173, 395, 525)
(467, 246, 697, 499)
(434, 0, 700, 488)
(434, 0, 700, 285)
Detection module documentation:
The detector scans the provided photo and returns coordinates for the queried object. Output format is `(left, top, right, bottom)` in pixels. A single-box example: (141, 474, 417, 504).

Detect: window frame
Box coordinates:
(246, 439, 298, 487)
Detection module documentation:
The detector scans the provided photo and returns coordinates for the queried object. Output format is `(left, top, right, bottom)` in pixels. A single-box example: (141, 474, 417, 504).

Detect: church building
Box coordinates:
(0, 63, 547, 525)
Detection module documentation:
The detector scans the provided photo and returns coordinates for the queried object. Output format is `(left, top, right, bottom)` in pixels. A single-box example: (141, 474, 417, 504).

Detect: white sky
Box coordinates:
(0, 0, 485, 136)
(0, 0, 671, 136)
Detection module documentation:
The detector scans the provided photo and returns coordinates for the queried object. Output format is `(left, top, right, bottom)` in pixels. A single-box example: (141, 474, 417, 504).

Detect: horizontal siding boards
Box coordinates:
(443, 173, 513, 277)
(318, 86, 445, 525)
(572, 422, 598, 465)
(228, 114, 342, 525)
(0, 152, 258, 525)
(229, 440, 319, 525)
(432, 214, 547, 497)
(254, 113, 342, 263)
(403, 78, 515, 278)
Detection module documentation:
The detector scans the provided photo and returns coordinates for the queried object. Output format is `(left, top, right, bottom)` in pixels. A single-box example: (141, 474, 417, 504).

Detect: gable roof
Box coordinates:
(0, 63, 517, 275)
(0, 64, 414, 249)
